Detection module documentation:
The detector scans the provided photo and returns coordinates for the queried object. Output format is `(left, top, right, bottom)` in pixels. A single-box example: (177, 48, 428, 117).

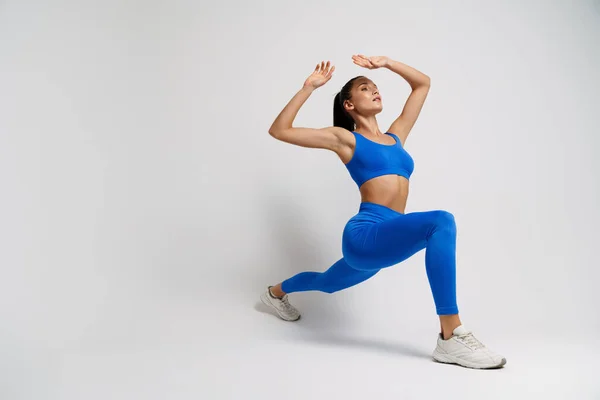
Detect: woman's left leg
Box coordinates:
(343, 207, 459, 317)
(342, 204, 506, 369)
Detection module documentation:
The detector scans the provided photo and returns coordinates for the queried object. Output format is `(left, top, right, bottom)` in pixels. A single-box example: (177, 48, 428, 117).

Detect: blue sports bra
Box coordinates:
(344, 132, 414, 187)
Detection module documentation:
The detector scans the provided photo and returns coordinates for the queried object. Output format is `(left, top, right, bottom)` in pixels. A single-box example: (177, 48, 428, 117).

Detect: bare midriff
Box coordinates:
(359, 174, 409, 214)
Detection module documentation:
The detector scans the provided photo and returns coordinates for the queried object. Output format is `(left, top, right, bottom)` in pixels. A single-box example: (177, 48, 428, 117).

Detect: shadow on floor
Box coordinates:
(254, 301, 432, 360)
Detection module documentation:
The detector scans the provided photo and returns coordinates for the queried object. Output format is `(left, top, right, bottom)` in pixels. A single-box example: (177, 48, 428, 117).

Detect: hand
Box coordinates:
(303, 61, 335, 89)
(352, 54, 389, 69)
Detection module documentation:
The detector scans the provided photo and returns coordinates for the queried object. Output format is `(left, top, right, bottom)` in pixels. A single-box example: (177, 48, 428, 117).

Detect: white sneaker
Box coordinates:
(432, 325, 506, 369)
(260, 287, 301, 321)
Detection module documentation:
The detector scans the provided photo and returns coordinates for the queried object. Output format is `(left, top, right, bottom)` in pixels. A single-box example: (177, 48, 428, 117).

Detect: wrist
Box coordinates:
(383, 57, 393, 69)
(301, 84, 316, 93)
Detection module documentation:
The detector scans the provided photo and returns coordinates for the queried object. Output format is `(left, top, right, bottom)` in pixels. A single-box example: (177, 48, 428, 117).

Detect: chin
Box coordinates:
(357, 104, 383, 117)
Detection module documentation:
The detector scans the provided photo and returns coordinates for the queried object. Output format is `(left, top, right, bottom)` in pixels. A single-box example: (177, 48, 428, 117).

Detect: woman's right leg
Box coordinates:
(262, 257, 378, 322)
(265, 205, 456, 317)
(273, 257, 379, 295)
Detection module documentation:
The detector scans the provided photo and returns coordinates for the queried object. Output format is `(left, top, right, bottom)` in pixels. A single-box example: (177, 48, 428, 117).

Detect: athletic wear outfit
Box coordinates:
(260, 131, 506, 369)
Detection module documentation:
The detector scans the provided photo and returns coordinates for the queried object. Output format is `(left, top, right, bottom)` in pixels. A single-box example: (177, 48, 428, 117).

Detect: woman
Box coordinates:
(261, 55, 506, 369)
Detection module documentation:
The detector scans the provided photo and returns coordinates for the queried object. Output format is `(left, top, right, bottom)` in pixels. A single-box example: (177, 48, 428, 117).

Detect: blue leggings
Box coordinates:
(281, 202, 459, 315)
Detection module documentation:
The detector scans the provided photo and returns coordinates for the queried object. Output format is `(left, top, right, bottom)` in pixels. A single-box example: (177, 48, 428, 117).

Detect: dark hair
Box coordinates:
(333, 76, 364, 132)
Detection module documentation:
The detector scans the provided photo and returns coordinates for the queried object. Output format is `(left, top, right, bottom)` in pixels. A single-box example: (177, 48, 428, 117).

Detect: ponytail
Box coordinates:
(333, 76, 363, 132)
(333, 92, 355, 132)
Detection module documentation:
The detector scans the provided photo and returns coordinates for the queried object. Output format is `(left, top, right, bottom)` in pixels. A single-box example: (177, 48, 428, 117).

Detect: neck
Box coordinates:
(353, 116, 382, 136)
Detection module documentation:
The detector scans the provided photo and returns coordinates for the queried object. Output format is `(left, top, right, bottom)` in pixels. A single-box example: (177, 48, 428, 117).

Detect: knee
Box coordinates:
(322, 286, 340, 294)
(434, 210, 456, 232)
(314, 273, 342, 294)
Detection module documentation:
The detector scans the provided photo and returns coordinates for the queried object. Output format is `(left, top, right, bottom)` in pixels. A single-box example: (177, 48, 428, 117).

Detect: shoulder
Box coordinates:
(386, 132, 401, 144)
(329, 126, 355, 143)
(385, 131, 407, 147)
(326, 127, 355, 163)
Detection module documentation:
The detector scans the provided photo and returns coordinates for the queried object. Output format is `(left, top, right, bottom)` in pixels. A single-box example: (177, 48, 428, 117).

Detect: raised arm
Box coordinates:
(351, 55, 430, 146)
(384, 58, 430, 146)
(269, 61, 346, 152)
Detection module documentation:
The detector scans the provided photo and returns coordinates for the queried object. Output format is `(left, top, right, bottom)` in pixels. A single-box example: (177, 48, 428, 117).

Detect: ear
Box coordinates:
(343, 99, 354, 112)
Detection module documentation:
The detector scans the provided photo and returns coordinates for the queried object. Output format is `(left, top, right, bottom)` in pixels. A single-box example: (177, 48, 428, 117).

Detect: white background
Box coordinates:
(1, 0, 599, 399)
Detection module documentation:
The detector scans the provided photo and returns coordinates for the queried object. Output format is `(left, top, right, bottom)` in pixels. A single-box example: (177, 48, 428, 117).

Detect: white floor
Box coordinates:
(5, 282, 598, 400)
(239, 299, 597, 400)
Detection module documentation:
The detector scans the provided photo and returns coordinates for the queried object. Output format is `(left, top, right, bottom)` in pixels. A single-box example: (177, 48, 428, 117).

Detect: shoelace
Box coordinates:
(457, 332, 485, 350)
(279, 295, 296, 312)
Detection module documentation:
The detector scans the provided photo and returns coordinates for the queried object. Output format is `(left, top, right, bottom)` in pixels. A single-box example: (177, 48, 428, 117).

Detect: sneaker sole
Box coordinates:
(432, 347, 506, 369)
(260, 292, 301, 322)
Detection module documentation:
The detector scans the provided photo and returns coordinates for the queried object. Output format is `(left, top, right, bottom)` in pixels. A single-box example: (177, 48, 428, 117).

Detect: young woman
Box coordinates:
(260, 55, 506, 369)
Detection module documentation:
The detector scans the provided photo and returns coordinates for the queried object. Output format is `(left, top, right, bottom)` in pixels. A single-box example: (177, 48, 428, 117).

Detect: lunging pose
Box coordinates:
(260, 55, 506, 369)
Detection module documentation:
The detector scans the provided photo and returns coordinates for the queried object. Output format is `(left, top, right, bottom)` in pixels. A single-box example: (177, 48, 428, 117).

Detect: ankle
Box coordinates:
(269, 285, 285, 298)
(439, 315, 462, 340)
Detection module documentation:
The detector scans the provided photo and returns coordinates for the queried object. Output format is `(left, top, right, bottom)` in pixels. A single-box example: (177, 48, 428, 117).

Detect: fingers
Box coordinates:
(313, 55, 379, 76)
(352, 54, 371, 68)
(325, 65, 335, 82)
(316, 60, 334, 75)
(309, 61, 334, 86)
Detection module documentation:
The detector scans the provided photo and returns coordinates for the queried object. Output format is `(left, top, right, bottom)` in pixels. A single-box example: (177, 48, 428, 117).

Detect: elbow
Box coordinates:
(421, 75, 431, 88)
(269, 125, 289, 138)
(268, 128, 280, 138)
(411, 75, 430, 91)
(413, 76, 430, 92)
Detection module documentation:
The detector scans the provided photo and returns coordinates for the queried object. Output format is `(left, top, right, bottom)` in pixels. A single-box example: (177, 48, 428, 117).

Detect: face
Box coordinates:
(344, 78, 382, 117)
